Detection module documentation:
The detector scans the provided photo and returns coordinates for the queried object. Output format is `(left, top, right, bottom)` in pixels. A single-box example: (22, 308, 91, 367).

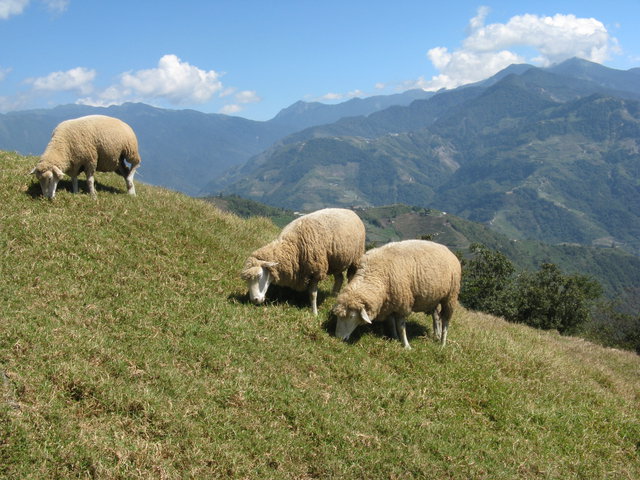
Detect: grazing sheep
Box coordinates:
(241, 208, 366, 315)
(30, 115, 141, 198)
(333, 239, 461, 348)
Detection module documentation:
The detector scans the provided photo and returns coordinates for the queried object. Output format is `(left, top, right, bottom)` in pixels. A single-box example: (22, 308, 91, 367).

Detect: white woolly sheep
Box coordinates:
(332, 239, 461, 348)
(241, 208, 366, 315)
(30, 115, 141, 198)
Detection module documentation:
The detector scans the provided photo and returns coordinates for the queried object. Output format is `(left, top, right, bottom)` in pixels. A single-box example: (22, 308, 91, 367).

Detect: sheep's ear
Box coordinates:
(52, 166, 65, 179)
(263, 262, 278, 268)
(360, 308, 372, 324)
(29, 167, 36, 175)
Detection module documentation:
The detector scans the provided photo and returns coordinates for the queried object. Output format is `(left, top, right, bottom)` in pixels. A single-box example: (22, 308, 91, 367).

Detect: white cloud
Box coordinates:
(219, 90, 261, 116)
(234, 90, 261, 104)
(43, 0, 68, 14)
(0, 66, 11, 81)
(120, 54, 222, 104)
(26, 66, 96, 94)
(419, 7, 620, 91)
(318, 92, 343, 101)
(81, 54, 225, 107)
(0, 0, 29, 19)
(0, 0, 68, 19)
(220, 104, 242, 115)
(316, 89, 365, 102)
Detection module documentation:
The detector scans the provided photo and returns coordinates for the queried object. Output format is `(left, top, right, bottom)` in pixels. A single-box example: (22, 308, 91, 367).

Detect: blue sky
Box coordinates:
(1, 0, 639, 121)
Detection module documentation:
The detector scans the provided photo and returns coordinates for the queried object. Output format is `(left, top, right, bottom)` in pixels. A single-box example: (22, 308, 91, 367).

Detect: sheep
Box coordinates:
(332, 239, 461, 348)
(241, 208, 366, 315)
(30, 115, 141, 198)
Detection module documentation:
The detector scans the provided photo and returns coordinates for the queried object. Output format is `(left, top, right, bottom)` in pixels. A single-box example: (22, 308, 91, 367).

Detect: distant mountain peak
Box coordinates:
(546, 57, 640, 95)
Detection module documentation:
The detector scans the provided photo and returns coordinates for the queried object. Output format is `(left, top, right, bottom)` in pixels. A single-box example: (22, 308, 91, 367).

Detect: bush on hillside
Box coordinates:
(584, 290, 640, 353)
(459, 243, 516, 319)
(510, 263, 602, 334)
(460, 244, 603, 335)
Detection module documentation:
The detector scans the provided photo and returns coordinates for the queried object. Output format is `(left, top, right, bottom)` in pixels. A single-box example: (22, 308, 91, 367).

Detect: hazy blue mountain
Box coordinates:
(0, 103, 292, 195)
(270, 89, 434, 130)
(222, 58, 640, 168)
(1, 90, 431, 194)
(547, 57, 640, 94)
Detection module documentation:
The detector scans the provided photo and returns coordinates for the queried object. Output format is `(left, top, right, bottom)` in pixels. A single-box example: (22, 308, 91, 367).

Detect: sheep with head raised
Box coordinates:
(241, 208, 366, 315)
(30, 115, 141, 199)
(332, 239, 461, 348)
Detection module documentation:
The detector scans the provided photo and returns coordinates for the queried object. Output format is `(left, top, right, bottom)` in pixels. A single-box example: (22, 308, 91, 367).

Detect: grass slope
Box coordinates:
(2, 151, 639, 479)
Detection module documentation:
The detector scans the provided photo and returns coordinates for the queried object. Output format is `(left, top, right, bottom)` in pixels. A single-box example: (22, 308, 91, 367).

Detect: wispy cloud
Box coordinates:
(0, 0, 69, 19)
(26, 66, 95, 95)
(44, 0, 68, 14)
(220, 90, 262, 116)
(0, 0, 29, 19)
(11, 54, 260, 114)
(0, 66, 11, 82)
(315, 89, 365, 103)
(79, 54, 227, 107)
(414, 7, 620, 91)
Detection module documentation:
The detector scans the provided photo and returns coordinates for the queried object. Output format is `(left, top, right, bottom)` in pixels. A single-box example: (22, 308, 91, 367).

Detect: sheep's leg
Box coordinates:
(396, 317, 411, 350)
(71, 175, 78, 194)
(124, 162, 138, 195)
(440, 302, 454, 347)
(387, 315, 399, 340)
(85, 165, 97, 196)
(440, 317, 449, 347)
(331, 272, 344, 295)
(432, 309, 442, 342)
(309, 280, 319, 315)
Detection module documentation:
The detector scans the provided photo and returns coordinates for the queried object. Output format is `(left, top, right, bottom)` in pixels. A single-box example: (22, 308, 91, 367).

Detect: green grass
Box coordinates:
(1, 151, 639, 479)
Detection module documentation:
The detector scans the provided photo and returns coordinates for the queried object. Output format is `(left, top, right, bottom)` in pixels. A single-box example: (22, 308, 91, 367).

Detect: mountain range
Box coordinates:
(217, 58, 640, 256)
(0, 89, 430, 195)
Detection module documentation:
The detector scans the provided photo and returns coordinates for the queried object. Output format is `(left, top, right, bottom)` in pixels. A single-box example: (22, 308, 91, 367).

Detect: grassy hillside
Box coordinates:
(2, 151, 639, 479)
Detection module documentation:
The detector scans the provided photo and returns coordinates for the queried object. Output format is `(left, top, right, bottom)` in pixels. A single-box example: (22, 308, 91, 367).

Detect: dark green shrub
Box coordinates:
(510, 263, 602, 334)
(460, 243, 516, 318)
(461, 245, 603, 335)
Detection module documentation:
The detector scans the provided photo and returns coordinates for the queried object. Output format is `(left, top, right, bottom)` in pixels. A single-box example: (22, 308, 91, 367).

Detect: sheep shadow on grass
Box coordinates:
(321, 311, 430, 346)
(26, 177, 125, 199)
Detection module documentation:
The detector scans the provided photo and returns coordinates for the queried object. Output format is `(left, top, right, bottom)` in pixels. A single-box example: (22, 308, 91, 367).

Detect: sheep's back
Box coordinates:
(281, 208, 365, 277)
(47, 115, 140, 172)
(359, 240, 461, 316)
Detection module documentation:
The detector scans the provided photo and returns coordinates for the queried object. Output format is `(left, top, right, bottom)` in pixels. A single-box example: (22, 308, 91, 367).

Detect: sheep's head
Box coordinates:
(333, 304, 372, 341)
(30, 165, 65, 199)
(241, 257, 278, 305)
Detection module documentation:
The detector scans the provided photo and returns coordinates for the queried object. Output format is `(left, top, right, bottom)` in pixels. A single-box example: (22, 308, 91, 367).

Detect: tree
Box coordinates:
(459, 243, 516, 318)
(585, 288, 640, 353)
(460, 245, 603, 335)
(511, 263, 602, 334)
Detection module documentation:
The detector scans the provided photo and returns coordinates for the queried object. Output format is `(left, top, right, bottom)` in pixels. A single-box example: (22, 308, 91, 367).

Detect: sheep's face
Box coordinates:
(31, 165, 64, 199)
(241, 259, 277, 305)
(334, 307, 372, 341)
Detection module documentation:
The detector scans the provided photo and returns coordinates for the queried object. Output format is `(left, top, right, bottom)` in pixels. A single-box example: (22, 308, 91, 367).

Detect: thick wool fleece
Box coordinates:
(34, 115, 141, 177)
(242, 208, 365, 291)
(334, 240, 461, 321)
